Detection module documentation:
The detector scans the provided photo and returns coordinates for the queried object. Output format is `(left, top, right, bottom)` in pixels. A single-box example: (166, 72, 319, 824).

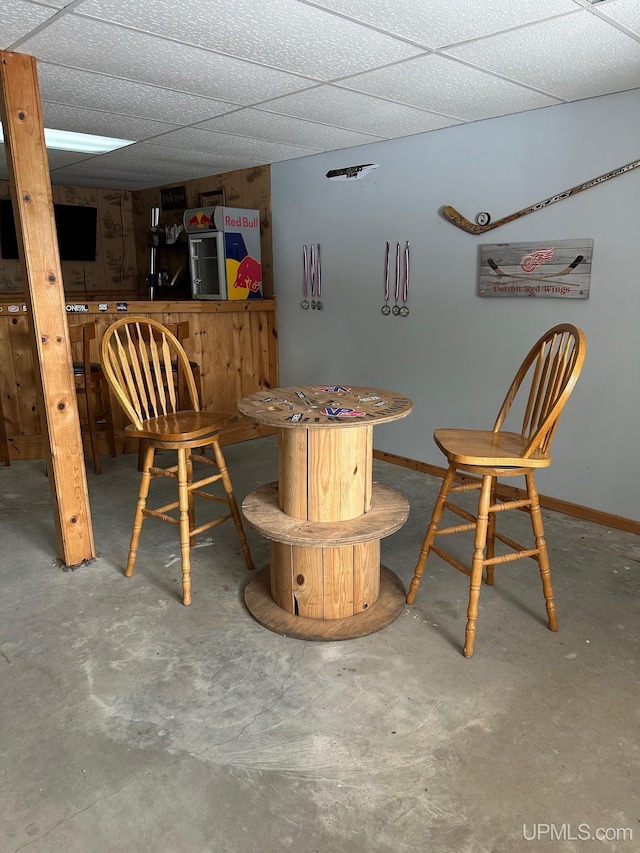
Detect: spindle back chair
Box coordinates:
(406, 324, 586, 657)
(101, 317, 253, 605)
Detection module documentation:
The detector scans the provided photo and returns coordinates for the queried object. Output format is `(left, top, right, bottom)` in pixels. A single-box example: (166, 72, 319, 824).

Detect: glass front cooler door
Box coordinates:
(188, 231, 226, 299)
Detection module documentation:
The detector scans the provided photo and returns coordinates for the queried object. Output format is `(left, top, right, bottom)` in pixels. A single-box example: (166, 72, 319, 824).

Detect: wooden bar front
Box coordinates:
(0, 298, 279, 460)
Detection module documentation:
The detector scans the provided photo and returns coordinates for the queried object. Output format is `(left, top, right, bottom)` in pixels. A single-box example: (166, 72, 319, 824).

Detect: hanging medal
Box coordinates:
(301, 245, 309, 309)
(310, 243, 317, 309)
(315, 244, 323, 310)
(392, 242, 401, 315)
(382, 241, 391, 315)
(400, 241, 410, 316)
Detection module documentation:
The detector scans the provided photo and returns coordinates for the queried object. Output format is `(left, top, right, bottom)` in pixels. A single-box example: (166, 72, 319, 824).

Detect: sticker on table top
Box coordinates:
(66, 303, 89, 313)
(239, 387, 412, 427)
(116, 302, 128, 312)
(321, 406, 365, 418)
(98, 303, 108, 312)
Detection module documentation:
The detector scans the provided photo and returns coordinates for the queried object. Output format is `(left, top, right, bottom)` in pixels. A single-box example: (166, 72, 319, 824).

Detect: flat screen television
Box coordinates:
(0, 199, 98, 262)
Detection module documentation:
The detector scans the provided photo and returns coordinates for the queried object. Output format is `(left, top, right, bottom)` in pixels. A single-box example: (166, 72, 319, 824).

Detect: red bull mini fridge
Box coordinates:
(183, 206, 262, 300)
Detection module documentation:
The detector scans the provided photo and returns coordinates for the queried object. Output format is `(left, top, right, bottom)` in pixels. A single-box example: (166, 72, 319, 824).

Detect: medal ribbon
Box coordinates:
(404, 241, 410, 304)
(384, 241, 390, 302)
(316, 244, 321, 299)
(303, 245, 308, 298)
(310, 244, 316, 298)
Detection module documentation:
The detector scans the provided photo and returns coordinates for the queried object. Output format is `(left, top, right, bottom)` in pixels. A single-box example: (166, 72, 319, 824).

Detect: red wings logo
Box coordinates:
(520, 246, 556, 273)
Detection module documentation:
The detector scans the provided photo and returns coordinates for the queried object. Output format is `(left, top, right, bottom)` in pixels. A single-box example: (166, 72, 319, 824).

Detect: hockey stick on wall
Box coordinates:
(487, 255, 584, 281)
(443, 157, 640, 235)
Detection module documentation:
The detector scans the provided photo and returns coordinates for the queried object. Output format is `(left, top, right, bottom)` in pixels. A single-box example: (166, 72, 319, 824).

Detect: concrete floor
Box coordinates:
(0, 435, 638, 853)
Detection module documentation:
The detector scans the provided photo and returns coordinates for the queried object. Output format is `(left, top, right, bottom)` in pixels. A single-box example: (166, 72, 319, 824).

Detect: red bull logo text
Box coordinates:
(225, 214, 259, 228)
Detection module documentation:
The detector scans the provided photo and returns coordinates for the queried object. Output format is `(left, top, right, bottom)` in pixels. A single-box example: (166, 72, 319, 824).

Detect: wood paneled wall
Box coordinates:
(1, 163, 273, 300)
(0, 181, 138, 298)
(0, 300, 278, 461)
(131, 164, 273, 298)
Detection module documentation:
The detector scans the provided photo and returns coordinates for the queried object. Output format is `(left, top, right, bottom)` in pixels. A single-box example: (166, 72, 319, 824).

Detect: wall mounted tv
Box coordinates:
(0, 199, 98, 262)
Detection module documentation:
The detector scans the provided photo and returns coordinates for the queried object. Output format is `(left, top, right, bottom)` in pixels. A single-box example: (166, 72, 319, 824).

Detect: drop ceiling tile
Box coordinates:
(260, 87, 461, 137)
(29, 0, 72, 8)
(143, 128, 318, 162)
(50, 157, 208, 184)
(307, 0, 579, 47)
(104, 142, 262, 174)
(44, 149, 96, 169)
(339, 54, 561, 121)
(2, 0, 59, 47)
(19, 16, 313, 103)
(0, 145, 93, 173)
(37, 63, 241, 125)
(41, 102, 179, 142)
(77, 0, 424, 79)
(597, 0, 640, 37)
(198, 109, 384, 149)
(48, 165, 164, 190)
(446, 13, 640, 100)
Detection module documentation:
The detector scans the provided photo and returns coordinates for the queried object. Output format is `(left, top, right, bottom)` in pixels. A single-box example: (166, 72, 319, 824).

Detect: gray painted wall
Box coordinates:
(271, 89, 640, 521)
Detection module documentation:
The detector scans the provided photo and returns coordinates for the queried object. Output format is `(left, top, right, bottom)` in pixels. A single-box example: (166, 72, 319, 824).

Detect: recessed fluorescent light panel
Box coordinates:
(0, 126, 134, 154)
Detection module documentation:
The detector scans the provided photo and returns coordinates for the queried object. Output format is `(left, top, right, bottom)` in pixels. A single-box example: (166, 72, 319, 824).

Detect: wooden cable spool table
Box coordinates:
(239, 385, 413, 640)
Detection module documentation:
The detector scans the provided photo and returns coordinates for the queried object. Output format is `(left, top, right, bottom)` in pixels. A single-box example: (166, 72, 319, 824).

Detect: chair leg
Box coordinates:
(485, 477, 497, 586)
(101, 379, 117, 459)
(177, 448, 193, 605)
(0, 393, 10, 466)
(526, 471, 558, 632)
(83, 379, 102, 475)
(187, 453, 196, 547)
(406, 464, 456, 604)
(211, 438, 254, 570)
(126, 443, 155, 578)
(463, 474, 493, 658)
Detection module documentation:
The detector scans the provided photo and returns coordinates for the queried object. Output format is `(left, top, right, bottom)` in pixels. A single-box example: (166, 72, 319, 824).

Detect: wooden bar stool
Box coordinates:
(406, 324, 586, 658)
(69, 321, 117, 475)
(100, 316, 253, 605)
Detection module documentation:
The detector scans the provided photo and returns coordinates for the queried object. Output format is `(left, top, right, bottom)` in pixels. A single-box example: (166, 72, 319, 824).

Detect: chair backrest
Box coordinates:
(493, 323, 586, 458)
(101, 317, 200, 430)
(119, 319, 191, 346)
(68, 321, 97, 376)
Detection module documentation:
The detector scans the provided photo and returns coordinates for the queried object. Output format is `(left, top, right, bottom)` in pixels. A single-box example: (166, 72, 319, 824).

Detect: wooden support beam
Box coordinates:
(0, 51, 94, 564)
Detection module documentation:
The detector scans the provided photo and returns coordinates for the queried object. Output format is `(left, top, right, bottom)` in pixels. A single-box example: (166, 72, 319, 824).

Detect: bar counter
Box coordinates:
(0, 298, 278, 461)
